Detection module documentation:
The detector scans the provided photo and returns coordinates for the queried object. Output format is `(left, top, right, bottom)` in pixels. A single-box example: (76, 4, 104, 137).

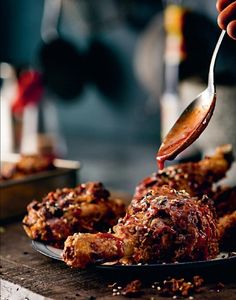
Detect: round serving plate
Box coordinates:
(32, 240, 236, 274)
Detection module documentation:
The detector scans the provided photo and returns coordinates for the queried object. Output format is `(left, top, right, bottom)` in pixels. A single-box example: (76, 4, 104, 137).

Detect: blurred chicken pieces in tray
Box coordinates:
(0, 153, 80, 220)
(61, 145, 236, 268)
(0, 154, 55, 181)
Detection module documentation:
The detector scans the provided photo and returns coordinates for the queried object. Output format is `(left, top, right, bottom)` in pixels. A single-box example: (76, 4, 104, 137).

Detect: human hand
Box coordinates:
(216, 0, 236, 39)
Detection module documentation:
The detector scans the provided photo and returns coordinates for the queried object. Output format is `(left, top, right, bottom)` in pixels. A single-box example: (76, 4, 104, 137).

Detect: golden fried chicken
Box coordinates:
(213, 186, 236, 217)
(23, 182, 125, 247)
(62, 186, 219, 268)
(62, 146, 235, 268)
(134, 144, 233, 201)
(217, 211, 236, 250)
(212, 186, 236, 250)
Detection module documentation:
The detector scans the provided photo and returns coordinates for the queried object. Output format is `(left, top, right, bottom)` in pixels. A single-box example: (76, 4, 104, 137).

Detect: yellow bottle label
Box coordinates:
(164, 4, 187, 62)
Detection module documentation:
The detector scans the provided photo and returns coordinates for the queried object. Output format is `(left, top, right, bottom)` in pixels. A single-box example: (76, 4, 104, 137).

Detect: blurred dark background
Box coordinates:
(1, 0, 236, 193)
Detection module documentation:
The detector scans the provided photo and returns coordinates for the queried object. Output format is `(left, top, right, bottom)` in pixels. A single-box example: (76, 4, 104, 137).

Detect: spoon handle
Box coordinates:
(208, 30, 226, 89)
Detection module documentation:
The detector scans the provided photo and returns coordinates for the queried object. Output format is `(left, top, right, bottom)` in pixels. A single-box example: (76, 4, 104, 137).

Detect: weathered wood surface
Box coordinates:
(1, 221, 236, 300)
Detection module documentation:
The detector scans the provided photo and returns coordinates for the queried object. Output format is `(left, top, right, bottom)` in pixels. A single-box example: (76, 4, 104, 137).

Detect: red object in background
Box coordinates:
(11, 70, 44, 114)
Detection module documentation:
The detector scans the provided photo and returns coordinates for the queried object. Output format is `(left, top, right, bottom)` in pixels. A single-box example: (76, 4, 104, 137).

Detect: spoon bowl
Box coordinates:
(157, 30, 226, 169)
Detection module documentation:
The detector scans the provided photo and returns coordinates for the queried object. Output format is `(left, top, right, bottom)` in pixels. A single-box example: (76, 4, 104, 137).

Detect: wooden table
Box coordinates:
(1, 221, 236, 300)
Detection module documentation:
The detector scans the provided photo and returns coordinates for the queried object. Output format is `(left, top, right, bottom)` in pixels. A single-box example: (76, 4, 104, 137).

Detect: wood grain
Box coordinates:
(1, 222, 236, 300)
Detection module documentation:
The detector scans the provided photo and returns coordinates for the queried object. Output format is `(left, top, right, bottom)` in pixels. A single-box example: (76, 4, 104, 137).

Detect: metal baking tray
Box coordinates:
(0, 153, 81, 220)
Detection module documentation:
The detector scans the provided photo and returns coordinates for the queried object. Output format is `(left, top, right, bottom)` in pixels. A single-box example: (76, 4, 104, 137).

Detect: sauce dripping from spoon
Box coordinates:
(156, 94, 216, 170)
(156, 30, 225, 170)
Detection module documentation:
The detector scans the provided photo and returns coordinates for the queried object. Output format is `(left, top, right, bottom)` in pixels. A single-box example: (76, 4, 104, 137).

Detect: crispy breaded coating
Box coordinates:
(213, 186, 236, 217)
(217, 210, 236, 250)
(134, 144, 233, 201)
(62, 186, 219, 268)
(63, 146, 234, 269)
(23, 182, 125, 247)
(63, 232, 125, 268)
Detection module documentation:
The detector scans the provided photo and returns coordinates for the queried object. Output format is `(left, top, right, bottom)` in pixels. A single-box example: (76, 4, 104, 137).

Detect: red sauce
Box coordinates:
(156, 95, 216, 170)
(97, 233, 124, 257)
(157, 157, 165, 171)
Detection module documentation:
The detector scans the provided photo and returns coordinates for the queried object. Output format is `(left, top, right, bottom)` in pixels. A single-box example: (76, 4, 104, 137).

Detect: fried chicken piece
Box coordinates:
(1, 154, 55, 180)
(62, 186, 219, 268)
(63, 233, 126, 268)
(213, 186, 236, 217)
(134, 144, 233, 201)
(213, 186, 236, 250)
(23, 182, 125, 247)
(217, 210, 236, 250)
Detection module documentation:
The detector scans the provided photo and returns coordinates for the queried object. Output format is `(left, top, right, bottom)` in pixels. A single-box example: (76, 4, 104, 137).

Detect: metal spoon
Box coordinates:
(156, 30, 226, 170)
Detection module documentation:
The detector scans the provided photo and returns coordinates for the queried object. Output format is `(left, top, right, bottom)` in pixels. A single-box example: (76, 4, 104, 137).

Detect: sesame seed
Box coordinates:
(108, 283, 117, 288)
